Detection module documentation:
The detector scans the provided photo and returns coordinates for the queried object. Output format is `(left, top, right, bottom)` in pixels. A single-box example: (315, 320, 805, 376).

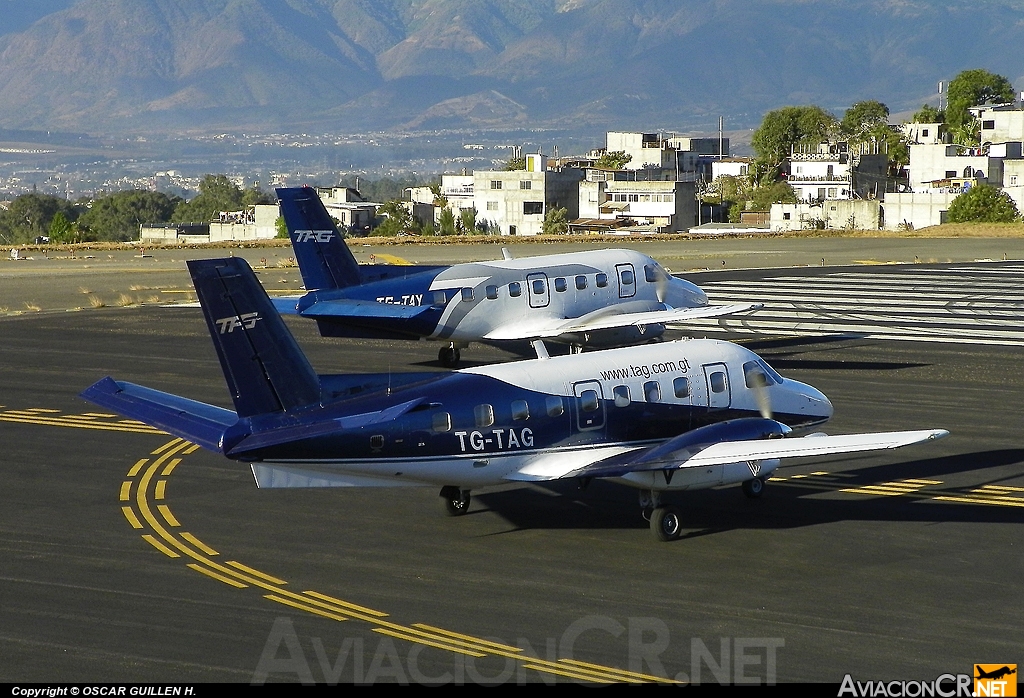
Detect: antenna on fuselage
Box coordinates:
(501, 247, 514, 261)
(531, 340, 550, 360)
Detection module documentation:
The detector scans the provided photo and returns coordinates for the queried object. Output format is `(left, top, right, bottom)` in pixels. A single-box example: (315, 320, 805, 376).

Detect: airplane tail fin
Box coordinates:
(276, 186, 362, 290)
(188, 257, 321, 418)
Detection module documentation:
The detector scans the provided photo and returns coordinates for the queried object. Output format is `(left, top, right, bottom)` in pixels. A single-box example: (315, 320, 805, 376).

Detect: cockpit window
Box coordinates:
(743, 360, 781, 388)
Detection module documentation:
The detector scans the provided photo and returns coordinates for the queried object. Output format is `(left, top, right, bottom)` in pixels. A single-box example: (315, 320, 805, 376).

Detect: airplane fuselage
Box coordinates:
(232, 339, 833, 491)
(287, 248, 707, 346)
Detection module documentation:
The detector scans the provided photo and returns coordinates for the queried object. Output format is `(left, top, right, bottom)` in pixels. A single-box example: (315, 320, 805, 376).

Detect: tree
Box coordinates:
(503, 156, 526, 171)
(79, 190, 179, 241)
(752, 106, 838, 182)
(911, 104, 945, 124)
(0, 193, 80, 244)
(429, 182, 448, 207)
(437, 207, 456, 235)
(841, 100, 889, 140)
(458, 207, 477, 234)
(749, 182, 798, 212)
(947, 69, 1015, 131)
(542, 206, 568, 235)
(373, 200, 416, 236)
(947, 184, 1020, 223)
(172, 175, 267, 223)
(594, 151, 632, 170)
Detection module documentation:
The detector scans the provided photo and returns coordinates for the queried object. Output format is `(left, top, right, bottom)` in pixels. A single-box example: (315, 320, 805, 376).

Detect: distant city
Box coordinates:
(0, 127, 654, 201)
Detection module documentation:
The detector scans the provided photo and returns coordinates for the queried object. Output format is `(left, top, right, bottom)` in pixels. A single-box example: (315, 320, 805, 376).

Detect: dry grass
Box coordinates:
(276, 256, 298, 267)
(24, 302, 41, 312)
(88, 295, 106, 308)
(115, 293, 136, 307)
(78, 286, 92, 294)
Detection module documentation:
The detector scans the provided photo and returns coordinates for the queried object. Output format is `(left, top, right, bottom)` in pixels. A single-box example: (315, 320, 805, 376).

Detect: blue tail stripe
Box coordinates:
(276, 186, 361, 290)
(187, 257, 321, 418)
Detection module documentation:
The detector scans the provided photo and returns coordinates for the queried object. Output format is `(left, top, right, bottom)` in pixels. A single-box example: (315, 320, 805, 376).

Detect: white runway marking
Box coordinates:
(681, 262, 1024, 346)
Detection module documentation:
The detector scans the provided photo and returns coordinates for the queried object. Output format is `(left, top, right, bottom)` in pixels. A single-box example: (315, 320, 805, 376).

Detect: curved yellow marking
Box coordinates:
(154, 480, 166, 500)
(180, 532, 218, 556)
(122, 506, 143, 529)
(303, 591, 388, 618)
(157, 504, 180, 527)
(226, 561, 286, 585)
(119, 481, 132, 501)
(122, 438, 701, 684)
(264, 594, 348, 622)
(141, 534, 179, 558)
(188, 563, 247, 588)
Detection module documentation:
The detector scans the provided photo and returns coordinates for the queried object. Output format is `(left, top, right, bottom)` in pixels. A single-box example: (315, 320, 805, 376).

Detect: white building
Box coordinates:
(473, 155, 582, 236)
(907, 144, 992, 191)
(770, 200, 881, 231)
(977, 104, 1024, 144)
(140, 204, 279, 243)
(577, 177, 695, 232)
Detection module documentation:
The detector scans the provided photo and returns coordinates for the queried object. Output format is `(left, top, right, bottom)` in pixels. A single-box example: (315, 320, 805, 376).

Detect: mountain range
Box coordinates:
(2, 0, 1024, 137)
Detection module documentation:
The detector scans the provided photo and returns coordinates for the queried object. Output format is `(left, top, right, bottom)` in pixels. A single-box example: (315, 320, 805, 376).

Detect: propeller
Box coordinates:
(750, 371, 773, 420)
(655, 266, 671, 306)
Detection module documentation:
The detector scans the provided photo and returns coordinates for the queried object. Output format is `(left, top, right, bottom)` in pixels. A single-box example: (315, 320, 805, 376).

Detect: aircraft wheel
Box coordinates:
(650, 505, 682, 542)
(440, 486, 471, 516)
(438, 346, 461, 368)
(742, 477, 766, 499)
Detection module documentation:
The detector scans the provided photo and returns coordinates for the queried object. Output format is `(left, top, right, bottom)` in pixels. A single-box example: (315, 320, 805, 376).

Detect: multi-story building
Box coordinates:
(473, 154, 582, 236)
(577, 173, 696, 233)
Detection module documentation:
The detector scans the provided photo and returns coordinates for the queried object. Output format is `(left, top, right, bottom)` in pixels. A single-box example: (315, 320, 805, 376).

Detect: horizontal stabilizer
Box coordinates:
(271, 296, 302, 314)
(300, 298, 434, 320)
(80, 377, 236, 453)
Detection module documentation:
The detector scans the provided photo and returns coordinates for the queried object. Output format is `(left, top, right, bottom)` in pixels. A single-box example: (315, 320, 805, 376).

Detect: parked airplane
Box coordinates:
(273, 186, 761, 366)
(82, 257, 948, 541)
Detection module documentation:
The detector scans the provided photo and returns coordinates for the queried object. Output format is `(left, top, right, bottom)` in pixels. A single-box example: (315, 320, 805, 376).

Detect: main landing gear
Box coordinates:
(439, 486, 471, 516)
(438, 344, 461, 368)
(640, 490, 683, 542)
(742, 476, 766, 499)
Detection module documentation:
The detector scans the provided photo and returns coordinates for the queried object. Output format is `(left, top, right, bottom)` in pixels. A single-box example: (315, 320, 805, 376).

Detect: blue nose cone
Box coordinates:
(665, 276, 709, 309)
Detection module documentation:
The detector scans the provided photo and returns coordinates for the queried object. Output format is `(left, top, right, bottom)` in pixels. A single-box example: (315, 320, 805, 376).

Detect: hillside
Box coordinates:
(1, 0, 1023, 135)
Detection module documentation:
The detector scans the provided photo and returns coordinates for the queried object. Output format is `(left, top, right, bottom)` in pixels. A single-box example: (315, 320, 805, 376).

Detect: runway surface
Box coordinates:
(1, 263, 1023, 684)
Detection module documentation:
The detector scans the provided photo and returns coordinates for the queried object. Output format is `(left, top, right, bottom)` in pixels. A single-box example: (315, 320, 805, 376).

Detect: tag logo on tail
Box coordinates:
(216, 312, 261, 334)
(294, 230, 334, 243)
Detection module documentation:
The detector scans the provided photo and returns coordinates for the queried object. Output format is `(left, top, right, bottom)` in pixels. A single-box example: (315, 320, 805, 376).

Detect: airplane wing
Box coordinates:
(483, 303, 763, 341)
(507, 429, 949, 481)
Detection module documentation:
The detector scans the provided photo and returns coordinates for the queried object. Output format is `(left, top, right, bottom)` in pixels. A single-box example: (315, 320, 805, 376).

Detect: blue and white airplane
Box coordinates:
(82, 257, 948, 541)
(273, 186, 761, 366)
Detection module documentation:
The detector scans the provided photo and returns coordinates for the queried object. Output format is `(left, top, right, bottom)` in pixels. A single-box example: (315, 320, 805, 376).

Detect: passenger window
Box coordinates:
(644, 264, 658, 283)
(644, 381, 661, 403)
(461, 287, 474, 302)
(511, 400, 530, 421)
(509, 282, 522, 297)
(432, 412, 451, 432)
(673, 376, 690, 398)
(545, 396, 564, 417)
(613, 385, 630, 407)
(575, 275, 588, 290)
(554, 277, 567, 292)
(620, 269, 634, 285)
(710, 371, 727, 393)
(474, 404, 494, 428)
(486, 285, 498, 300)
(579, 390, 599, 412)
(532, 279, 545, 294)
(596, 273, 608, 287)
